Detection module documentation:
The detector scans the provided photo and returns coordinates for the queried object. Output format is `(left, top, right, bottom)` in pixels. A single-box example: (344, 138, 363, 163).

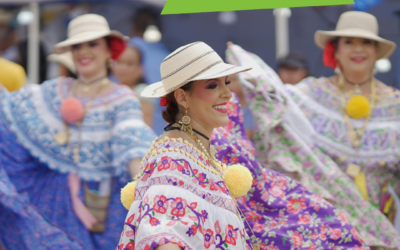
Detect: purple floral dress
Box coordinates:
(209, 93, 369, 250)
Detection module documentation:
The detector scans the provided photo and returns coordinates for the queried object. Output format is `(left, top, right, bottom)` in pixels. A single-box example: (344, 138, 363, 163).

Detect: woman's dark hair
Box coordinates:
(104, 37, 114, 76)
(332, 37, 340, 50)
(18, 39, 48, 84)
(66, 68, 77, 79)
(162, 81, 195, 124)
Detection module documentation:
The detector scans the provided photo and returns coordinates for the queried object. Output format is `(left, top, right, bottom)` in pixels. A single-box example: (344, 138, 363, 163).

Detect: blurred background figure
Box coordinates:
(227, 73, 255, 141)
(128, 7, 170, 135)
(276, 51, 310, 85)
(47, 51, 76, 78)
(0, 8, 19, 63)
(17, 39, 48, 84)
(113, 44, 155, 127)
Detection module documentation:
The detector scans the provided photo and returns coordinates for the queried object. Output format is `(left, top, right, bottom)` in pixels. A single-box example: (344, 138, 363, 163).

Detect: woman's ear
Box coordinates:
(174, 89, 189, 109)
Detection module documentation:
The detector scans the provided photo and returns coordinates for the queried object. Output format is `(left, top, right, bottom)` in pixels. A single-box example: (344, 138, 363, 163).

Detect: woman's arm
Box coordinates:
(140, 100, 154, 128)
(128, 158, 142, 178)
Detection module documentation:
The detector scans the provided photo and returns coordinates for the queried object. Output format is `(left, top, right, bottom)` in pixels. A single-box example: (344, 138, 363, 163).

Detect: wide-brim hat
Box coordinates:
(314, 11, 396, 59)
(54, 14, 129, 54)
(47, 52, 76, 74)
(141, 41, 252, 98)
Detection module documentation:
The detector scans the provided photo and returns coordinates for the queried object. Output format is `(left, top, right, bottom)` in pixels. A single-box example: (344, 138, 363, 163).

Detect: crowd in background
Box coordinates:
(0, 3, 320, 140)
(0, 1, 400, 250)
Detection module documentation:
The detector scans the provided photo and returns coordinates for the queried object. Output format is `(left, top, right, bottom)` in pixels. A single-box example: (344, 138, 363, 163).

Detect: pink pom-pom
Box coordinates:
(60, 97, 85, 123)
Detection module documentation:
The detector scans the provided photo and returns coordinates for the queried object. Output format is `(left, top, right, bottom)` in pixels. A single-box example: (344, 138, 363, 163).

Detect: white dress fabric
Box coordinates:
(117, 137, 253, 250)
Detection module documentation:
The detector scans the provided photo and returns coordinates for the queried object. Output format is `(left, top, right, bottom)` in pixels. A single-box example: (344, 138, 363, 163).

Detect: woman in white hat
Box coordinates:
(0, 14, 156, 249)
(226, 11, 400, 249)
(117, 41, 368, 250)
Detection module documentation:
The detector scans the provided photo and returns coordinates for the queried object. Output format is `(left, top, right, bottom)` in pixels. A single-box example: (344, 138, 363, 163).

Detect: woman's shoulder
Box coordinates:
(141, 135, 223, 175)
(99, 83, 140, 107)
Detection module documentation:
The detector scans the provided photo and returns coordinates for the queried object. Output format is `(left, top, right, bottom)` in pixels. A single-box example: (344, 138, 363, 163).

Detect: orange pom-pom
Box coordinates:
(60, 97, 85, 123)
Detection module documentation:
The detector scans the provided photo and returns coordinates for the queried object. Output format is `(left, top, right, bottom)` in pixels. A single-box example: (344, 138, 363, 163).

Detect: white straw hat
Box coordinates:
(314, 11, 396, 59)
(47, 52, 76, 74)
(54, 14, 129, 54)
(141, 41, 252, 98)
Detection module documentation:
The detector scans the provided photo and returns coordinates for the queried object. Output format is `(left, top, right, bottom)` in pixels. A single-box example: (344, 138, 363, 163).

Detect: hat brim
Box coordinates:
(47, 53, 76, 74)
(314, 28, 397, 59)
(53, 30, 129, 54)
(141, 63, 252, 99)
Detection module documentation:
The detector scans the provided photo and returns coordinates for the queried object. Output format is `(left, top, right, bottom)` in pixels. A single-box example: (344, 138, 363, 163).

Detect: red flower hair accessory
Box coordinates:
(323, 41, 337, 69)
(160, 97, 170, 106)
(108, 37, 127, 60)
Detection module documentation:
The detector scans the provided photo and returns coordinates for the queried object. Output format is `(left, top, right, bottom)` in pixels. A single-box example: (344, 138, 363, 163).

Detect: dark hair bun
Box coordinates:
(161, 81, 195, 124)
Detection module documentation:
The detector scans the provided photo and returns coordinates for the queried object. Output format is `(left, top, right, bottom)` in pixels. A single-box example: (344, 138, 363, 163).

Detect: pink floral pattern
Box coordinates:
(117, 136, 252, 250)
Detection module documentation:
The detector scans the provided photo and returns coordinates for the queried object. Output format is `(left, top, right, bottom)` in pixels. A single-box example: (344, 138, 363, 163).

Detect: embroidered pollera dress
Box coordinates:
(225, 44, 400, 249)
(0, 77, 156, 250)
(116, 136, 253, 250)
(117, 92, 368, 250)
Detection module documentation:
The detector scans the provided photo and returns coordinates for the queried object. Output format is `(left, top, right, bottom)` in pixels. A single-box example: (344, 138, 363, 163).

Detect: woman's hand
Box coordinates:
(68, 173, 98, 230)
(227, 41, 234, 47)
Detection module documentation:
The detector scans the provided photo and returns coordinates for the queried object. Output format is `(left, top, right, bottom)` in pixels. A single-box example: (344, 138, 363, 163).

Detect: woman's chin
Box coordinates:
(215, 117, 230, 128)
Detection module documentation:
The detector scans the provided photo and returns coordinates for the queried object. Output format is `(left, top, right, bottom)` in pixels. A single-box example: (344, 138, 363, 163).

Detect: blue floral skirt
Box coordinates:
(0, 112, 128, 250)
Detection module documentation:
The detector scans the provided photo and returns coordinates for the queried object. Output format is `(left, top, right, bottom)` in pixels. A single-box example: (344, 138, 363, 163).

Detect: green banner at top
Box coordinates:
(161, 0, 355, 14)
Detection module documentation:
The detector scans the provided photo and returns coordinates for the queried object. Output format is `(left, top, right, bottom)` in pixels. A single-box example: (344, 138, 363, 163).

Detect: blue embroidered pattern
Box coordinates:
(1, 77, 156, 181)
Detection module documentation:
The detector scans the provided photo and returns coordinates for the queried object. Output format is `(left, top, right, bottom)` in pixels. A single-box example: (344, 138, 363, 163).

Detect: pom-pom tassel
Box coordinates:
(121, 181, 137, 210)
(346, 95, 370, 119)
(223, 164, 253, 198)
(60, 97, 85, 123)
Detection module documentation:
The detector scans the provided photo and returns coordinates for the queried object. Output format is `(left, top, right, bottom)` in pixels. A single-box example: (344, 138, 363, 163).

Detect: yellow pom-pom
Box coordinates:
(121, 181, 136, 210)
(223, 164, 253, 198)
(345, 95, 370, 119)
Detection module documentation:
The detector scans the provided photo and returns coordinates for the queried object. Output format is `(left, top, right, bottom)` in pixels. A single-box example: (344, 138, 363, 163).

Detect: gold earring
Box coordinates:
(180, 107, 193, 134)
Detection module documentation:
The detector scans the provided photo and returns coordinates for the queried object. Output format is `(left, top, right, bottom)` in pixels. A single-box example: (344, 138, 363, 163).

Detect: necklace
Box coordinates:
(180, 128, 221, 172)
(338, 73, 377, 149)
(178, 130, 260, 250)
(164, 123, 210, 141)
(54, 78, 110, 163)
(76, 76, 108, 93)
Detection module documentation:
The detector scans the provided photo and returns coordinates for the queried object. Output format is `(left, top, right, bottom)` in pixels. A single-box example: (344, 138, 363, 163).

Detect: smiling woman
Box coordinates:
(0, 14, 156, 250)
(117, 42, 255, 250)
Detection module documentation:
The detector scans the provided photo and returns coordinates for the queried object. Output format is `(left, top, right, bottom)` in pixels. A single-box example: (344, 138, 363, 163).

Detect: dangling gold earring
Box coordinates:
(180, 107, 193, 134)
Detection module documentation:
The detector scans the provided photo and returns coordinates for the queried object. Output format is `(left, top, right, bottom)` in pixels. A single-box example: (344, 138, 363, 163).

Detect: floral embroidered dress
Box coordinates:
(210, 93, 368, 250)
(0, 77, 156, 250)
(116, 136, 253, 250)
(225, 44, 400, 249)
(0, 163, 82, 250)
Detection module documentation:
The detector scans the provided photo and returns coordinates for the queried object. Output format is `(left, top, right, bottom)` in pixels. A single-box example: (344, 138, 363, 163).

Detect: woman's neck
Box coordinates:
(78, 69, 108, 83)
(123, 81, 140, 89)
(176, 114, 213, 154)
(339, 68, 374, 94)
